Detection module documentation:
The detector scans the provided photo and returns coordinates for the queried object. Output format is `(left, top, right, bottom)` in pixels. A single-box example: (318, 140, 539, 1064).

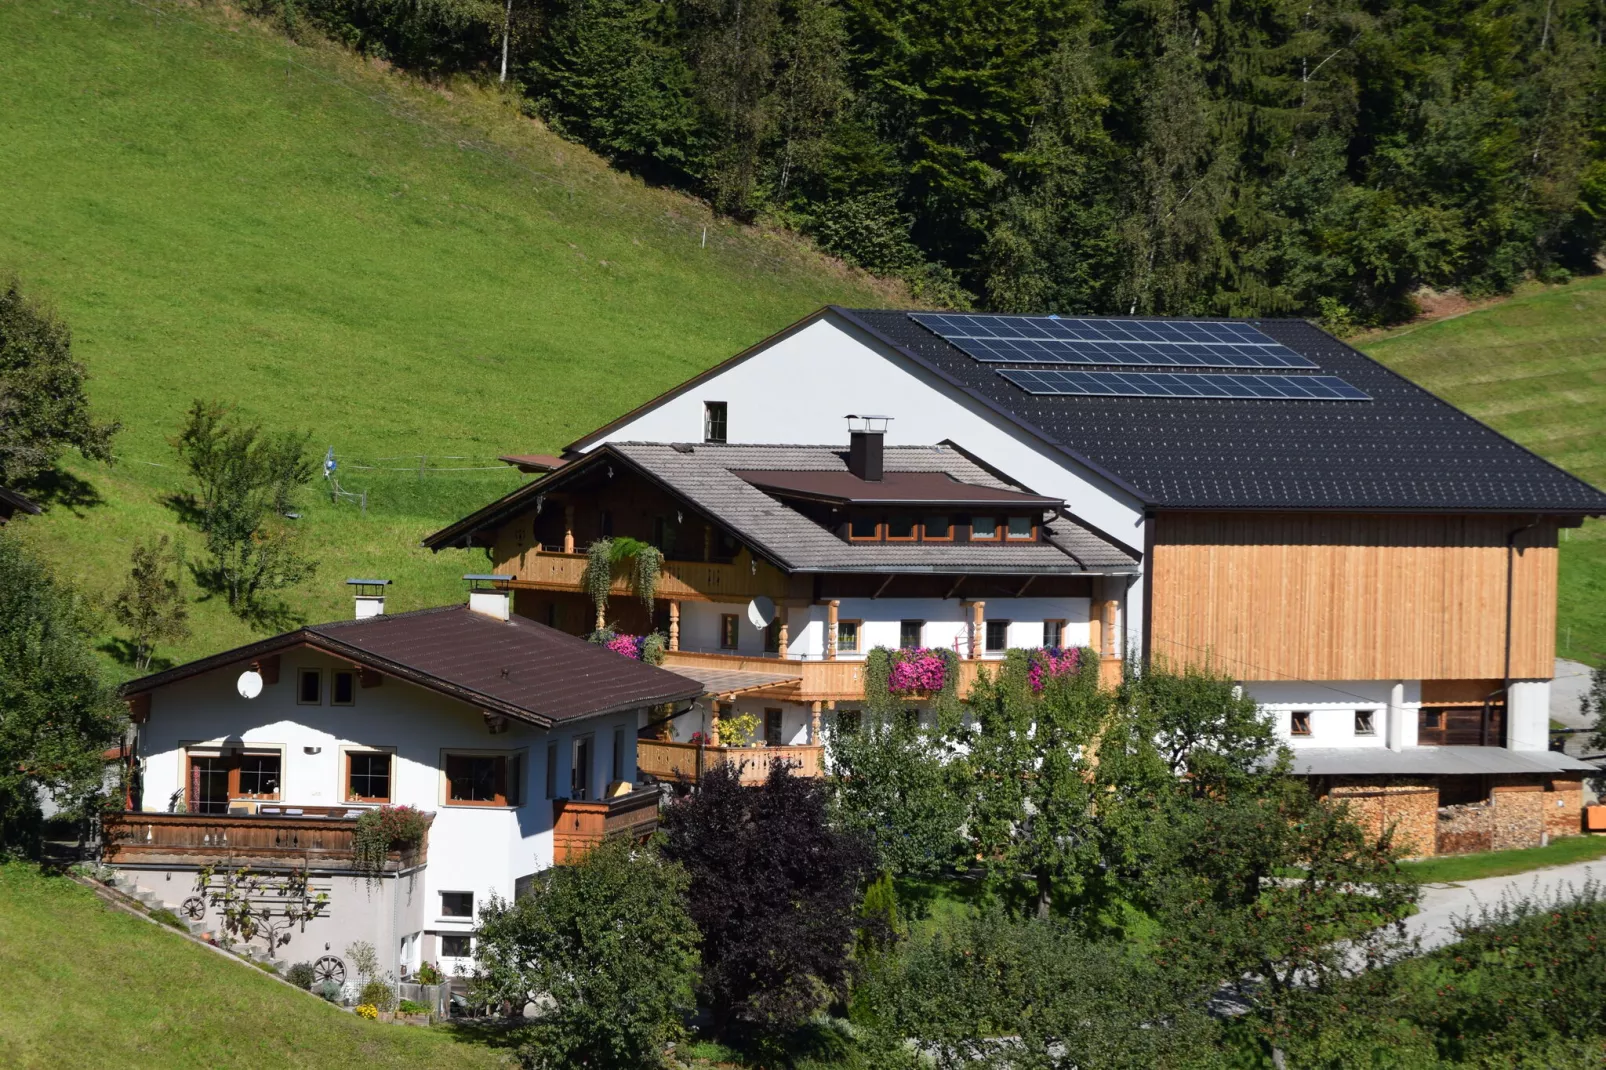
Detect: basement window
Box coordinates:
(440, 934, 472, 959)
(1291, 711, 1312, 737)
(1355, 710, 1376, 736)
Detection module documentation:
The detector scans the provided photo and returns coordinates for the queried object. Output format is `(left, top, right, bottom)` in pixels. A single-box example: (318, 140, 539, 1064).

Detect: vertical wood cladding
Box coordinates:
(1148, 513, 1558, 681)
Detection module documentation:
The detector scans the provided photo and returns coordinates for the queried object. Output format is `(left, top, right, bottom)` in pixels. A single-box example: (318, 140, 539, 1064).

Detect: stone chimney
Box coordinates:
(465, 574, 514, 621)
(347, 579, 391, 619)
(846, 415, 890, 482)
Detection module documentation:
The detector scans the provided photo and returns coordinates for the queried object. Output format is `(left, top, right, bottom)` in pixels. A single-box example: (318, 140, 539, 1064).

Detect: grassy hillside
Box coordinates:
(1359, 276, 1606, 665)
(0, 0, 890, 678)
(0, 865, 510, 1068)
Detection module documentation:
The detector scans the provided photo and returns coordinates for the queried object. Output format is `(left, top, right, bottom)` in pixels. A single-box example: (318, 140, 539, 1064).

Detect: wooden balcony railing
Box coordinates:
(499, 548, 787, 603)
(636, 739, 825, 787)
(658, 651, 1122, 701)
(101, 810, 431, 871)
(552, 787, 663, 865)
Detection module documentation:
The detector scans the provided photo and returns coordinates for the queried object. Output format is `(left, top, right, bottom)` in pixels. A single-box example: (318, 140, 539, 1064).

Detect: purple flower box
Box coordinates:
(888, 648, 948, 694)
(606, 633, 646, 660)
(1028, 647, 1080, 692)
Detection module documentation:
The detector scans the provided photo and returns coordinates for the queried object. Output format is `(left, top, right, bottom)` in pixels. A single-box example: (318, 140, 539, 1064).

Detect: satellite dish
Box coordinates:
(746, 595, 776, 630)
(236, 670, 264, 700)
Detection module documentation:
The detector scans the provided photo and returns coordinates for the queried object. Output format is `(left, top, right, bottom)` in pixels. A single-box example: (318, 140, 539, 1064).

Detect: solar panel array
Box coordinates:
(908, 312, 1317, 370)
(997, 369, 1372, 402)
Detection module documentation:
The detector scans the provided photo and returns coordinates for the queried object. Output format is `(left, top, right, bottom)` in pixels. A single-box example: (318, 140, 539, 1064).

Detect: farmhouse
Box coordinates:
(106, 580, 701, 984)
(428, 306, 1603, 855)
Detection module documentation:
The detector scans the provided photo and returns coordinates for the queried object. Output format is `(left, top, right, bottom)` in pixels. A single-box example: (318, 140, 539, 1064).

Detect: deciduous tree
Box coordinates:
(0, 276, 117, 488)
(472, 837, 699, 1069)
(110, 534, 190, 671)
(661, 761, 869, 1037)
(173, 400, 317, 615)
(0, 533, 125, 855)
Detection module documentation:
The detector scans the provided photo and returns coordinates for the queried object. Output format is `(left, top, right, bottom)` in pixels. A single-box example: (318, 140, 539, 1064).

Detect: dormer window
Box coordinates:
(849, 517, 882, 541)
(885, 517, 917, 541)
(923, 516, 952, 541)
(1005, 516, 1036, 541)
(970, 517, 1000, 541)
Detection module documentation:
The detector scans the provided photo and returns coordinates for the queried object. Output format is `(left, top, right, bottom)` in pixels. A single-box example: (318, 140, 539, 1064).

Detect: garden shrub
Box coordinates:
(314, 980, 344, 1003)
(286, 962, 317, 989)
(359, 978, 397, 1012)
(397, 998, 430, 1014)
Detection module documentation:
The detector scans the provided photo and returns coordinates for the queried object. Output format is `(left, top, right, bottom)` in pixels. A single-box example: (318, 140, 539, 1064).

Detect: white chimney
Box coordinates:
(347, 579, 391, 619)
(465, 574, 513, 621)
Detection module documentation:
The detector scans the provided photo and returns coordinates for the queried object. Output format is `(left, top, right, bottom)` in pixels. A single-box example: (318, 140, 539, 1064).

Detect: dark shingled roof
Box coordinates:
(733, 469, 1062, 507)
(123, 604, 703, 727)
(839, 309, 1606, 513)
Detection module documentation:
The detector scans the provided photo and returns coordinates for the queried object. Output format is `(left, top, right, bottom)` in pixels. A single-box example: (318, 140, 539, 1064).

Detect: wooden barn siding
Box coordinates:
(1148, 513, 1557, 681)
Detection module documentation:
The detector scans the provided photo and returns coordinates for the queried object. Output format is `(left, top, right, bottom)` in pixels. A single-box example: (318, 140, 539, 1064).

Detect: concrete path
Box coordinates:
(1406, 855, 1606, 951)
(1551, 657, 1595, 730)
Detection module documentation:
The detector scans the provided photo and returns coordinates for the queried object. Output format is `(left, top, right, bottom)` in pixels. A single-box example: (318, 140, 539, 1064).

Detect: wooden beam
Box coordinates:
(777, 609, 789, 659)
(358, 668, 383, 689)
(944, 575, 968, 599)
(872, 575, 895, 599)
(810, 701, 822, 745)
(126, 693, 150, 725)
(968, 600, 985, 659)
(826, 600, 840, 661)
(254, 654, 280, 686)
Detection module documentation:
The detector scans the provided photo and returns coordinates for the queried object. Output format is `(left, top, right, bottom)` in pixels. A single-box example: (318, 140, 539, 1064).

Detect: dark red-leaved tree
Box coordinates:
(660, 761, 869, 1038)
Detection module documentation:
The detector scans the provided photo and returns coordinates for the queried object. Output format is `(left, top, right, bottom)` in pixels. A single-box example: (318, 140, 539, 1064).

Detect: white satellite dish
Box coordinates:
(236, 670, 264, 700)
(746, 595, 776, 630)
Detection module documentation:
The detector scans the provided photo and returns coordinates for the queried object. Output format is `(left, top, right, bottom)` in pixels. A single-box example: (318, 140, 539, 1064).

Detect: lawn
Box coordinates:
(1359, 276, 1606, 664)
(1399, 833, 1606, 885)
(0, 0, 890, 678)
(0, 864, 512, 1068)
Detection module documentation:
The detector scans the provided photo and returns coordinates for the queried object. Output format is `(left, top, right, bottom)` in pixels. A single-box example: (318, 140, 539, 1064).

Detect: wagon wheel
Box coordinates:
(180, 896, 206, 921)
(312, 955, 346, 987)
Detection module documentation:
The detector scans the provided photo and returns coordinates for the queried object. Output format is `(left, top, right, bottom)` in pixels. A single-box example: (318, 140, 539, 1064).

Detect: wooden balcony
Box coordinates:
(551, 787, 663, 864)
(637, 739, 825, 786)
(499, 547, 788, 604)
(658, 650, 1123, 702)
(102, 810, 431, 872)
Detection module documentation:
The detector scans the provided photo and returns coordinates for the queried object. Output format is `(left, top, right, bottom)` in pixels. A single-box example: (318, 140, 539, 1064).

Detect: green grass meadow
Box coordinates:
(1359, 277, 1606, 665)
(0, 0, 888, 677)
(0, 865, 513, 1068)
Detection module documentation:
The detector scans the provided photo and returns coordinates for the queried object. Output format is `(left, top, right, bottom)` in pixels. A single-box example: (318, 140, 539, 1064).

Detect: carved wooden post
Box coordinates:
(563, 503, 576, 554)
(595, 601, 606, 633)
(777, 608, 789, 658)
(969, 600, 985, 659)
(668, 601, 680, 651)
(826, 600, 840, 661)
(708, 701, 721, 747)
(810, 701, 823, 744)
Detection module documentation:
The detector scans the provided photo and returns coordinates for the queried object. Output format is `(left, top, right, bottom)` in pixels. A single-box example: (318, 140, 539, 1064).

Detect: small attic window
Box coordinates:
(704, 402, 728, 444)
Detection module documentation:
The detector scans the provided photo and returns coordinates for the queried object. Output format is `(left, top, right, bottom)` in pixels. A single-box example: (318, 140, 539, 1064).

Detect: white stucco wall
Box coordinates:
(135, 648, 642, 971)
(677, 596, 1095, 660)
(1505, 679, 1551, 751)
(1246, 679, 1422, 750)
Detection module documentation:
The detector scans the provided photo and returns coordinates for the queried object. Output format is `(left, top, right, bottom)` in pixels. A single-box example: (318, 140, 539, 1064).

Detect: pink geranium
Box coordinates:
(1028, 647, 1080, 692)
(606, 633, 646, 660)
(888, 648, 948, 694)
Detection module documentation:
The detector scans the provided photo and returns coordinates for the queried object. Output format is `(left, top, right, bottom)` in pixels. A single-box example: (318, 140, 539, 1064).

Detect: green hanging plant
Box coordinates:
(582, 538, 614, 621)
(608, 536, 662, 614)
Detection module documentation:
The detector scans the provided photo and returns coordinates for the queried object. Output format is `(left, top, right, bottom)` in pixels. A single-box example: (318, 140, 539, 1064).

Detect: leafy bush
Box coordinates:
(397, 999, 430, 1015)
(358, 979, 396, 1012)
(856, 910, 1219, 1067)
(286, 962, 316, 989)
(414, 961, 444, 985)
(472, 836, 699, 1069)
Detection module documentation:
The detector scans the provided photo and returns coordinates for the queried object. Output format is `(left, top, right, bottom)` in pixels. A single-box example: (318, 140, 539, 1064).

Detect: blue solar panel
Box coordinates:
(996, 368, 1371, 401)
(908, 312, 1318, 370)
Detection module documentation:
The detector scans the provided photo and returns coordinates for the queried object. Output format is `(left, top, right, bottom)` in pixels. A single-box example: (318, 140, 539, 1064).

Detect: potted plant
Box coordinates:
(352, 806, 428, 885)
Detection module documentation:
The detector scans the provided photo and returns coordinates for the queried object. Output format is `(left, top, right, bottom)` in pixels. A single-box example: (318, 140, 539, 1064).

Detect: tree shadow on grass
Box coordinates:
(435, 1019, 531, 1051)
(21, 468, 103, 515)
(96, 637, 176, 674)
(160, 490, 206, 530)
